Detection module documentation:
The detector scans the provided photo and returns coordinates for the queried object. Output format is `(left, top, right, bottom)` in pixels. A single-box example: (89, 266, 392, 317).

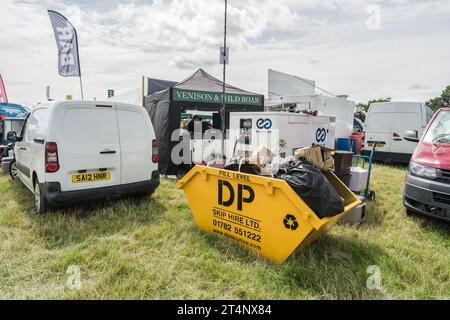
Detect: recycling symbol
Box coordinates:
(283, 214, 299, 231)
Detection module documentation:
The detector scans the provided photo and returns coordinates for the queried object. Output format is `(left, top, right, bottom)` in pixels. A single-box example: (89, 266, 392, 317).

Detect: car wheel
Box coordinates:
(33, 179, 48, 214)
(9, 160, 20, 181)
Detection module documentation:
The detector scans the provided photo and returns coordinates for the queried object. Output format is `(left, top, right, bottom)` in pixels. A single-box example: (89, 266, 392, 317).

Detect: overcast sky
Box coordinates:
(1, 0, 450, 107)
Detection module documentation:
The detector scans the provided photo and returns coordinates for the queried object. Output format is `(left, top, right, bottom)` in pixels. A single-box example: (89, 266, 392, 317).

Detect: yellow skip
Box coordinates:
(177, 166, 361, 263)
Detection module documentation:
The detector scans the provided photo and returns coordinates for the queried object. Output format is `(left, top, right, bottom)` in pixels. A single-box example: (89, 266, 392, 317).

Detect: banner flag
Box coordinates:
(48, 10, 81, 77)
(0, 74, 8, 104)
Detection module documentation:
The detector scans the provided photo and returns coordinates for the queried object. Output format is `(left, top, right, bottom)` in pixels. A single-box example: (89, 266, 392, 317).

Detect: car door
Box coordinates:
(116, 105, 153, 184)
(55, 103, 122, 192)
(391, 112, 421, 155)
(15, 115, 33, 188)
(364, 112, 392, 153)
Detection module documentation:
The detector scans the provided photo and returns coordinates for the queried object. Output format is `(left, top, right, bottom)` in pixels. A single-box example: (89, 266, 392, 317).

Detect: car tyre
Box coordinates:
(33, 179, 48, 214)
(9, 160, 20, 181)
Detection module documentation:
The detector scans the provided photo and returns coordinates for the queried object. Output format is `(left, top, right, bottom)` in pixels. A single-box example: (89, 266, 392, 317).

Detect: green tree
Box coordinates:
(354, 97, 391, 122)
(426, 85, 450, 111)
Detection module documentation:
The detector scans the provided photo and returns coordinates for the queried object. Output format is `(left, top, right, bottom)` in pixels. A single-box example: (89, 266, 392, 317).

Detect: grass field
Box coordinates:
(0, 164, 448, 299)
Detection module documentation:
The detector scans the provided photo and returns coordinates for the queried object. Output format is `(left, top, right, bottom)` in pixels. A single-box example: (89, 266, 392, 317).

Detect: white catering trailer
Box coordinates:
(190, 112, 336, 163)
(265, 69, 355, 139)
(266, 94, 355, 139)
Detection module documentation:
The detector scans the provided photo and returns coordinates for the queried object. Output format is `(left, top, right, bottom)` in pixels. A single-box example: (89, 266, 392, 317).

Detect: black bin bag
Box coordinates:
(276, 162, 345, 218)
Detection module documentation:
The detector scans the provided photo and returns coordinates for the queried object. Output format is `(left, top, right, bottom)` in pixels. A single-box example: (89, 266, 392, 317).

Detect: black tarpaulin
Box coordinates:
(144, 68, 264, 174)
(147, 78, 177, 95)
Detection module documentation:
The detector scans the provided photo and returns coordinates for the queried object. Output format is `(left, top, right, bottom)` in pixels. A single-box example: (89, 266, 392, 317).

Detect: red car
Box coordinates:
(403, 107, 450, 222)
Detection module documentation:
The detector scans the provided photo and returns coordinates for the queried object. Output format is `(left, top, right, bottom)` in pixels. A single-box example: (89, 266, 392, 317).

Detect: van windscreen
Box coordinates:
(423, 110, 450, 144)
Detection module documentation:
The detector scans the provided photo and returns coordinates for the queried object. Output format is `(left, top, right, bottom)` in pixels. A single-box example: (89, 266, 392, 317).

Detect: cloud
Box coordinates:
(173, 56, 216, 70)
(409, 83, 431, 90)
(1, 0, 450, 106)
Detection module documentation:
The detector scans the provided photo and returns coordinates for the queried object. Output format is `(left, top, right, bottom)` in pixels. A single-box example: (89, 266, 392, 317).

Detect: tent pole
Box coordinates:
(141, 75, 145, 107)
(221, 0, 227, 157)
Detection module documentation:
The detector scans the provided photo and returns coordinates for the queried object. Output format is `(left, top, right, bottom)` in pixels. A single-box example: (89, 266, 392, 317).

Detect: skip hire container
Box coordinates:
(177, 166, 361, 263)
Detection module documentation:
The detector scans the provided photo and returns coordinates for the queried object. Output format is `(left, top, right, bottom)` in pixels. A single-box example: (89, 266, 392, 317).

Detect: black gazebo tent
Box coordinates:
(144, 68, 264, 174)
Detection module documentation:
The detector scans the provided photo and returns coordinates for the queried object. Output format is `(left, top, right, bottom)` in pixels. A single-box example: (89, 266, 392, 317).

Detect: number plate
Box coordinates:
(368, 143, 384, 149)
(72, 172, 111, 183)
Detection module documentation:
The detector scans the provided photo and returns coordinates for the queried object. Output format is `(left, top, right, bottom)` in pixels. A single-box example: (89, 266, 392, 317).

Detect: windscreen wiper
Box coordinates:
(432, 134, 450, 143)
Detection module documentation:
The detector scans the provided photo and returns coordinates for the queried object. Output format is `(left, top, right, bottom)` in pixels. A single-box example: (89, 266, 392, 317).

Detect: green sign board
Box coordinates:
(173, 88, 262, 106)
(107, 89, 114, 98)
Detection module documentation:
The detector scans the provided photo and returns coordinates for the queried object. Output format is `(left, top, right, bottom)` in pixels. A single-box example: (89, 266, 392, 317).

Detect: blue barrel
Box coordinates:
(335, 138, 355, 151)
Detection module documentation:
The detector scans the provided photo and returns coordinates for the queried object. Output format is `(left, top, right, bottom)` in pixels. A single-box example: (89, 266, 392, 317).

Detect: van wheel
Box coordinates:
(33, 179, 48, 214)
(9, 160, 20, 181)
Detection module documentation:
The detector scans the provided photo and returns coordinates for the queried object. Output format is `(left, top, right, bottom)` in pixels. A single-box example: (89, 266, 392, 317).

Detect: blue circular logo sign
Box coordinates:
(256, 118, 272, 130)
(316, 128, 327, 142)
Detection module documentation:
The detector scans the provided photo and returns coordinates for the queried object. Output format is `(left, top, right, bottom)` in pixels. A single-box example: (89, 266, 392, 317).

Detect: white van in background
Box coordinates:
(8, 101, 159, 213)
(362, 102, 433, 163)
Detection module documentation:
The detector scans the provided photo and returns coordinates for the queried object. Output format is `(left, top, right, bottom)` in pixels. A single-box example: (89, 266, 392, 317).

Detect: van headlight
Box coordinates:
(409, 162, 437, 179)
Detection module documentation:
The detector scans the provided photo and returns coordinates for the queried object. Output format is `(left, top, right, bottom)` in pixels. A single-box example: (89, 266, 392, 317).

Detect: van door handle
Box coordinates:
(392, 132, 402, 141)
(19, 147, 27, 150)
(100, 150, 116, 154)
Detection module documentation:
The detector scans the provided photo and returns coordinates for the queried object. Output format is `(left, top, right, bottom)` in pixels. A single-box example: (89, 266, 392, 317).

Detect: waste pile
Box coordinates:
(208, 144, 345, 219)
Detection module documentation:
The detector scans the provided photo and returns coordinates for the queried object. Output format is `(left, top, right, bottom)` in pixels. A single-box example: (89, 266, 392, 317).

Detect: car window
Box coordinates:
(423, 110, 450, 144)
(26, 108, 50, 142)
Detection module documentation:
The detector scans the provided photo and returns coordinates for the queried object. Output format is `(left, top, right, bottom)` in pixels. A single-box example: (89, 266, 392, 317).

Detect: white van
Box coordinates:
(362, 102, 433, 163)
(8, 101, 159, 213)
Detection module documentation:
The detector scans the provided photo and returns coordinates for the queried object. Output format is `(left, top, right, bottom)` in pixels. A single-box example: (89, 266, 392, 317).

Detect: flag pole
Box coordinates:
(74, 23, 83, 100)
(79, 76, 84, 100)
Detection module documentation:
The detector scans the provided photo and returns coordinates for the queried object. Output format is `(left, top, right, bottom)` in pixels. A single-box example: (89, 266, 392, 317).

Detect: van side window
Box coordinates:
(26, 109, 50, 143)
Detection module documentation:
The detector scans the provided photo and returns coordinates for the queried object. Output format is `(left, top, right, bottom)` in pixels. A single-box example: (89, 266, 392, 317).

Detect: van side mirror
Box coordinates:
(7, 131, 17, 143)
(404, 130, 419, 143)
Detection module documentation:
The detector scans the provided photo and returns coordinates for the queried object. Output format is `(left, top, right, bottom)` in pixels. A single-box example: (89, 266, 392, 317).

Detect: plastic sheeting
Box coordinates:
(276, 162, 344, 218)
